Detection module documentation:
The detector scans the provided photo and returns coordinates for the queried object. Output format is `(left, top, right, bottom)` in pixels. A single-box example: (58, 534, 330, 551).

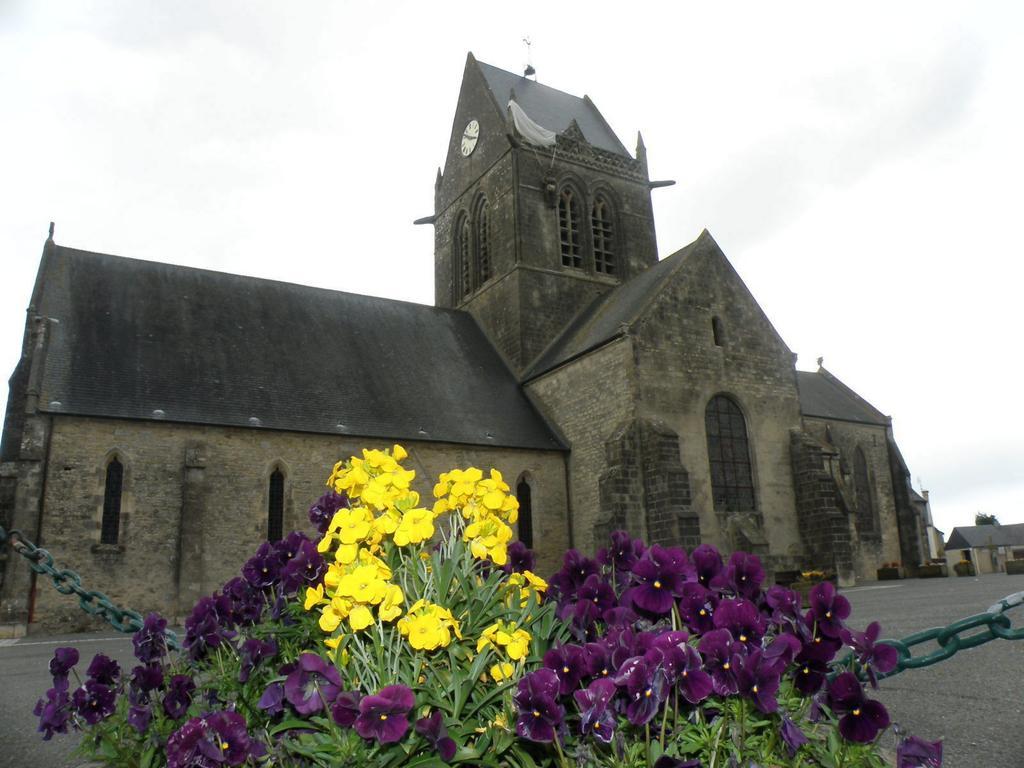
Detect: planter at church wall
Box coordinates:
(876, 565, 904, 581)
(918, 563, 948, 578)
(1005, 559, 1024, 575)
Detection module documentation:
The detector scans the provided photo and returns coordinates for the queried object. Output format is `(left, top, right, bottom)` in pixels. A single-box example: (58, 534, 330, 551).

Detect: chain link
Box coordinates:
(831, 587, 1024, 681)
(0, 526, 180, 649)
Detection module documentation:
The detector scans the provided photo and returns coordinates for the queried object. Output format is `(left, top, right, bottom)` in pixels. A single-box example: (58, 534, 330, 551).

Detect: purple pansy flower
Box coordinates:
(840, 621, 898, 688)
(765, 585, 802, 624)
(674, 644, 713, 705)
(127, 704, 152, 734)
(162, 674, 196, 719)
(243, 542, 282, 589)
(71, 680, 116, 725)
(808, 581, 850, 639)
(568, 573, 617, 631)
(543, 644, 588, 696)
(85, 654, 120, 685)
(780, 714, 809, 756)
(309, 490, 347, 535)
(132, 613, 169, 664)
(629, 545, 690, 615)
(583, 640, 614, 680)
(284, 653, 342, 716)
(166, 711, 260, 768)
(33, 686, 71, 740)
(573, 677, 617, 743)
(549, 550, 601, 603)
(505, 541, 537, 574)
(613, 655, 669, 726)
(598, 530, 646, 576)
(678, 582, 716, 635)
(331, 691, 362, 727)
(238, 637, 277, 683)
(712, 551, 764, 600)
(896, 734, 943, 767)
(733, 649, 782, 713)
(184, 595, 236, 660)
(514, 668, 564, 743)
(48, 647, 79, 686)
(698, 628, 739, 696)
(280, 539, 326, 593)
(713, 598, 765, 648)
(355, 684, 416, 744)
(257, 681, 285, 716)
(416, 710, 458, 761)
(828, 671, 890, 743)
(763, 632, 802, 668)
(690, 543, 724, 588)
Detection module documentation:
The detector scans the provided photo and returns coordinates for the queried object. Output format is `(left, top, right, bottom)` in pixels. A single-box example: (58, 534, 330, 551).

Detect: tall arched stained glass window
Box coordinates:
(268, 469, 284, 542)
(516, 478, 533, 549)
(853, 447, 876, 535)
(475, 197, 491, 285)
(704, 395, 756, 512)
(101, 457, 123, 545)
(591, 195, 615, 275)
(558, 187, 582, 268)
(455, 211, 472, 299)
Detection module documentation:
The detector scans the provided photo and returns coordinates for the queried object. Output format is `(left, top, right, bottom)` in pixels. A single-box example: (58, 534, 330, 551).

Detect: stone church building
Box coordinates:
(0, 54, 930, 633)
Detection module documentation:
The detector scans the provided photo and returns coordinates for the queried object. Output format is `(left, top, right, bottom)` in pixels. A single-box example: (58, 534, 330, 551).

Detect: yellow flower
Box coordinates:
(331, 507, 373, 545)
(337, 565, 388, 605)
(490, 662, 515, 683)
(392, 444, 408, 461)
(378, 583, 405, 622)
(505, 629, 532, 661)
(319, 596, 351, 633)
(304, 583, 325, 611)
(397, 600, 461, 650)
(393, 507, 435, 547)
(465, 517, 513, 566)
(348, 604, 375, 631)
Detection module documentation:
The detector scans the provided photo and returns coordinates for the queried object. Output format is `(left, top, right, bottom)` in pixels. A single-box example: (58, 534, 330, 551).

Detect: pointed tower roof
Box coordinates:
(474, 58, 630, 156)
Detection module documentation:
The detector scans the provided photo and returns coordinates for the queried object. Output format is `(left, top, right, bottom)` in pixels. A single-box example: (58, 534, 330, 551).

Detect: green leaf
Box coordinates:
(270, 718, 316, 735)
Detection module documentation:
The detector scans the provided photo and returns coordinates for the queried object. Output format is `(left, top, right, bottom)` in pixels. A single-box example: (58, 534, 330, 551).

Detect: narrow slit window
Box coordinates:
(712, 316, 725, 347)
(853, 447, 877, 535)
(592, 196, 615, 274)
(516, 479, 533, 549)
(101, 457, 123, 545)
(268, 469, 284, 542)
(558, 188, 582, 268)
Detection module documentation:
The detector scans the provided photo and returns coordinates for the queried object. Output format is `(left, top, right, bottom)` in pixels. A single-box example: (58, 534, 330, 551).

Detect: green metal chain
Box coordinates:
(0, 525, 181, 650)
(871, 589, 1024, 679)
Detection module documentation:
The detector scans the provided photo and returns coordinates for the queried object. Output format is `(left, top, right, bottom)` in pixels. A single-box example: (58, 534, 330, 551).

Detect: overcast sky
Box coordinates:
(2, 1, 1021, 539)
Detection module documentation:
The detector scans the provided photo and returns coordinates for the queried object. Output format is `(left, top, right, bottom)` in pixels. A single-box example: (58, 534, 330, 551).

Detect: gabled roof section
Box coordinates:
(946, 524, 1024, 550)
(525, 230, 716, 380)
(34, 245, 565, 451)
(796, 368, 890, 426)
(475, 59, 630, 156)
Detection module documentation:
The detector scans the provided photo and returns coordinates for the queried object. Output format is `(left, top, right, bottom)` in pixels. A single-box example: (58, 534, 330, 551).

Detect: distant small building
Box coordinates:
(945, 524, 1024, 574)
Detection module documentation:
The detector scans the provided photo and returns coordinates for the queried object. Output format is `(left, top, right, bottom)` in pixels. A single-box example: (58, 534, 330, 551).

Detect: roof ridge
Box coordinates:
(817, 366, 890, 424)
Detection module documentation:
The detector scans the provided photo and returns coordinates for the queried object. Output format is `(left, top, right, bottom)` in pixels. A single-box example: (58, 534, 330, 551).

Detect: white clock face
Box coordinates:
(461, 119, 480, 156)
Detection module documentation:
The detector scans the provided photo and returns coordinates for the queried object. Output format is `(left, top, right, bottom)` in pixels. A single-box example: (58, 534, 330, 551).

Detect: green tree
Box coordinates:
(975, 512, 1000, 525)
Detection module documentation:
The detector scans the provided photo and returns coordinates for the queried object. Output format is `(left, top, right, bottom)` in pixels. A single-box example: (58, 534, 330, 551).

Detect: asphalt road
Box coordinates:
(1, 574, 1021, 767)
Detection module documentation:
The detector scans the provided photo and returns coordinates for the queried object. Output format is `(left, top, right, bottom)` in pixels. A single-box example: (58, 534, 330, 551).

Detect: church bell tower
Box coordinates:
(432, 53, 660, 375)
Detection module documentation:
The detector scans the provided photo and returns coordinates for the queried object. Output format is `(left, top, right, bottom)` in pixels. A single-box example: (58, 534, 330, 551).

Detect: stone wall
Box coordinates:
(526, 338, 637, 556)
(24, 416, 568, 631)
(801, 417, 902, 579)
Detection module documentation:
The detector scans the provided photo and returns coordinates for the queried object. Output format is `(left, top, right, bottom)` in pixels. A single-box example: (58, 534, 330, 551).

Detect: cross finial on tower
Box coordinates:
(47, 221, 55, 241)
(816, 356, 824, 369)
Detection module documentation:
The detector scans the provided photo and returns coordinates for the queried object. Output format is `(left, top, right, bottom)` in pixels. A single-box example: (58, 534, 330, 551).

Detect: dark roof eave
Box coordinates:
(522, 331, 627, 384)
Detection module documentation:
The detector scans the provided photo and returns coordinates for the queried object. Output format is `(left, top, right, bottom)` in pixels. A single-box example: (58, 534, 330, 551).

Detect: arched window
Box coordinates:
(268, 469, 284, 542)
(591, 195, 615, 274)
(711, 316, 725, 347)
(516, 478, 534, 549)
(475, 198, 491, 285)
(853, 447, 876, 535)
(704, 395, 756, 512)
(100, 457, 123, 545)
(455, 211, 472, 299)
(558, 187, 582, 268)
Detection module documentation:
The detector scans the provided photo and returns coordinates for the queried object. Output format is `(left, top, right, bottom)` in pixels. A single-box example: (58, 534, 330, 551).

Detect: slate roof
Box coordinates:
(33, 244, 565, 451)
(796, 369, 890, 426)
(524, 231, 712, 380)
(476, 60, 630, 156)
(946, 524, 1024, 550)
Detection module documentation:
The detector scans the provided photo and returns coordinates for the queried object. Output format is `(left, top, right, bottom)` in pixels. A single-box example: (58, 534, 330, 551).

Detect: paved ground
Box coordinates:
(1, 574, 1021, 767)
